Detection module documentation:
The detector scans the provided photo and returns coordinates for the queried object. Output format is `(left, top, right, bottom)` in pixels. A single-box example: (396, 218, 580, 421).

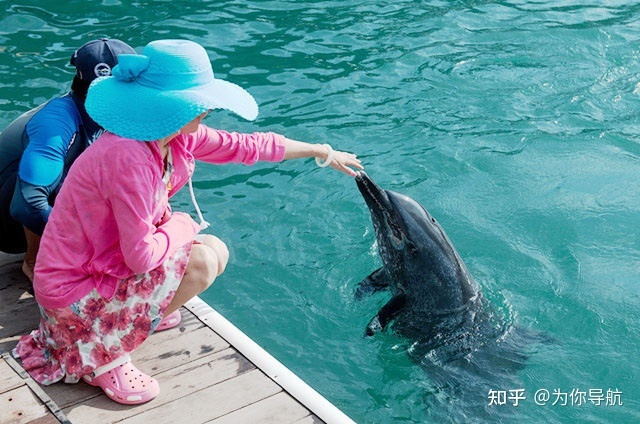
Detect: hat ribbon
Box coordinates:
(110, 53, 213, 91)
(112, 54, 150, 82)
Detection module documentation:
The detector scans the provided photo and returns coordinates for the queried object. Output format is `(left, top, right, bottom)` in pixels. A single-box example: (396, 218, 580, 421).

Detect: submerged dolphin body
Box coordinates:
(355, 171, 505, 362)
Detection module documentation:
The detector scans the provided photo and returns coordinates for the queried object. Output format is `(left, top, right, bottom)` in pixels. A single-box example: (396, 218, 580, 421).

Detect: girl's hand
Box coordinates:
(316, 145, 364, 177)
(282, 138, 364, 176)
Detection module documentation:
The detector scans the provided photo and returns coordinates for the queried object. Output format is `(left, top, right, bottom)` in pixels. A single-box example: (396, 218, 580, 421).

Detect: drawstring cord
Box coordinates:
(162, 147, 209, 230)
(188, 177, 210, 230)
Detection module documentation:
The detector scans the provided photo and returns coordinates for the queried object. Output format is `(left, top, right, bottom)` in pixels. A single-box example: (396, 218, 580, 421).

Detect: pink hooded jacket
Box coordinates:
(33, 125, 286, 309)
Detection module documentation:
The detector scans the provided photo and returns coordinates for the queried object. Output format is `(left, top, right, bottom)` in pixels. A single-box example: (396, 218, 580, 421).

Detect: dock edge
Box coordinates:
(184, 296, 356, 424)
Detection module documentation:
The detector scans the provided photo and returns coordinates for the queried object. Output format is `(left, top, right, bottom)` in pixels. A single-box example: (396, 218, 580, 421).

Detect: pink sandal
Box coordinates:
(83, 359, 159, 405)
(155, 310, 182, 332)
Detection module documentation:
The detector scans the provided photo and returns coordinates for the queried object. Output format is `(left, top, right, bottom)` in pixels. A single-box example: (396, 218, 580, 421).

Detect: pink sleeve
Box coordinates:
(109, 164, 200, 274)
(187, 125, 286, 165)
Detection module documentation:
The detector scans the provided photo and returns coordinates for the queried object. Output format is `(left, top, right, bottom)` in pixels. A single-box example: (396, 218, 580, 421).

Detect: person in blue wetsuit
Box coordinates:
(0, 38, 135, 282)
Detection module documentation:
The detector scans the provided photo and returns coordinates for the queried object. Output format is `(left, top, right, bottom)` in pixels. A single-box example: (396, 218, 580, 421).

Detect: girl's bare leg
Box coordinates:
(22, 227, 40, 283)
(164, 234, 229, 315)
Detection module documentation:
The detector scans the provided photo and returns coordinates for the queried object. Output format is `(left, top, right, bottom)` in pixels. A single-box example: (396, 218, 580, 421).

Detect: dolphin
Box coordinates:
(354, 171, 546, 418)
(355, 171, 503, 361)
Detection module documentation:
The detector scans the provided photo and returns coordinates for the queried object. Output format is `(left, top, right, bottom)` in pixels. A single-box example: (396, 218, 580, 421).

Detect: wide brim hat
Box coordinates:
(85, 39, 258, 141)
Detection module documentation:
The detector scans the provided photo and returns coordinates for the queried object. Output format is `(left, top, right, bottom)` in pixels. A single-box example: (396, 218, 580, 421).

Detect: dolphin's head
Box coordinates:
(356, 171, 444, 258)
(356, 172, 475, 303)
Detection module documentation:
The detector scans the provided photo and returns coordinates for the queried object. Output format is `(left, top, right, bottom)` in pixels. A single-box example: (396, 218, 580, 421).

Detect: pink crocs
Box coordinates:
(83, 361, 159, 405)
(155, 310, 182, 332)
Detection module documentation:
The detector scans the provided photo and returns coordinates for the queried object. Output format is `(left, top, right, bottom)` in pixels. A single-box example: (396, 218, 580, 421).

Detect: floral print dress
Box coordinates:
(13, 243, 191, 385)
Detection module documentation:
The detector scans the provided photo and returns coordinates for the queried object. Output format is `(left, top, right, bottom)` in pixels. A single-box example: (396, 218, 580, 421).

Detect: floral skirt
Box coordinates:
(13, 243, 191, 385)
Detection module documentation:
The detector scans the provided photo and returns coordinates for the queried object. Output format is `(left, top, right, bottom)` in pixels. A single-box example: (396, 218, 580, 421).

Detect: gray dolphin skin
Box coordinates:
(355, 172, 543, 417)
(355, 171, 501, 361)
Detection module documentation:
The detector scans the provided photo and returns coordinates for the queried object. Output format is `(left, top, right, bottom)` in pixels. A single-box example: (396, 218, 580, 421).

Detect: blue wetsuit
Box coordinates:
(0, 93, 101, 253)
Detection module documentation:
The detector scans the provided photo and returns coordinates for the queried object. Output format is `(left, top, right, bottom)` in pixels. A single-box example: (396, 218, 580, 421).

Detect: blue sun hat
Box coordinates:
(85, 39, 259, 141)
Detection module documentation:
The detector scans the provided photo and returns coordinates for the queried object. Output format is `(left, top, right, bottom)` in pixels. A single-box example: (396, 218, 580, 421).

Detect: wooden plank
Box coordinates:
(0, 385, 48, 424)
(61, 348, 257, 423)
(134, 320, 230, 375)
(24, 414, 61, 424)
(0, 358, 25, 394)
(206, 392, 312, 424)
(185, 297, 217, 319)
(2, 353, 71, 424)
(0, 253, 22, 268)
(44, 320, 231, 409)
(0, 263, 40, 354)
(40, 381, 102, 412)
(0, 336, 22, 356)
(190, 302, 355, 424)
(119, 369, 282, 424)
(293, 415, 325, 424)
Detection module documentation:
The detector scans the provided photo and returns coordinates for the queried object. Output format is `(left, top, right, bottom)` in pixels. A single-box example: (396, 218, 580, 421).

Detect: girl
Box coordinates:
(14, 39, 362, 405)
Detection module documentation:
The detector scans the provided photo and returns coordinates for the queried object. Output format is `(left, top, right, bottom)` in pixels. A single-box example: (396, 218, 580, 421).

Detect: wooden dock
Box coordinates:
(0, 254, 355, 424)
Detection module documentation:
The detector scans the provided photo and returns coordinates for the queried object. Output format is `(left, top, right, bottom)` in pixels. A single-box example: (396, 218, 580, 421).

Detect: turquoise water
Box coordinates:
(1, 1, 639, 422)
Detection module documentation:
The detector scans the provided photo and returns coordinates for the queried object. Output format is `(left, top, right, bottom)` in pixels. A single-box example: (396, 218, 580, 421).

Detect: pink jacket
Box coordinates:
(34, 125, 286, 309)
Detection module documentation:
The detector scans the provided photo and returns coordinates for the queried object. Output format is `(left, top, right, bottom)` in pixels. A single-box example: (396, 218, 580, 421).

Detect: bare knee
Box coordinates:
(184, 236, 228, 293)
(185, 245, 218, 293)
(198, 234, 229, 276)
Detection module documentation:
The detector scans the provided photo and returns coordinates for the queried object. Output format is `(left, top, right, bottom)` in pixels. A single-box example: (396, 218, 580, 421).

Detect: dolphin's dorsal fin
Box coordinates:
(355, 267, 390, 299)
